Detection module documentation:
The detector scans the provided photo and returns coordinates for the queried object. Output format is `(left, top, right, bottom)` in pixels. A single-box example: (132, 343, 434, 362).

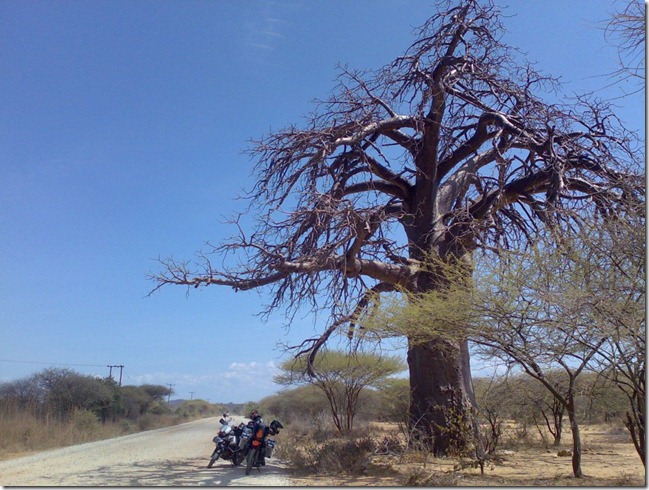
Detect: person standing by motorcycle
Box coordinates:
(244, 410, 281, 474)
(249, 409, 262, 424)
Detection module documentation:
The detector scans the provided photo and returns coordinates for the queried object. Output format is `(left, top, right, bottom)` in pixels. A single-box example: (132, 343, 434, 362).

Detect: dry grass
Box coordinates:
(0, 410, 120, 460)
(283, 421, 646, 487)
(0, 405, 186, 461)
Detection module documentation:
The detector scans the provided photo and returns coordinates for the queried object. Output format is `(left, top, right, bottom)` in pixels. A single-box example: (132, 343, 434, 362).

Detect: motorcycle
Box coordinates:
(242, 419, 283, 475)
(207, 418, 246, 468)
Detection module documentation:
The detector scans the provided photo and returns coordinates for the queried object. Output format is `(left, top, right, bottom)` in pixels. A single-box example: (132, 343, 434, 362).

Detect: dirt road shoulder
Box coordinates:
(0, 417, 291, 486)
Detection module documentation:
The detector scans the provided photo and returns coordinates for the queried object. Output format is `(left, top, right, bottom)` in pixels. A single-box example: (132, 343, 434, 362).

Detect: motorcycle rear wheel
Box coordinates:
(233, 451, 245, 466)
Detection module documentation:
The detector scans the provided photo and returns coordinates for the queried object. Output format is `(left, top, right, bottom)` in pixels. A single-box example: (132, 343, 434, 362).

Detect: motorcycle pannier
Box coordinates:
(239, 427, 252, 448)
(265, 439, 275, 458)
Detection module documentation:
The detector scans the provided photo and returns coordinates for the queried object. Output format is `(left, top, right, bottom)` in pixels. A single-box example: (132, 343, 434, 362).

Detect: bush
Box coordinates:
(121, 419, 136, 433)
(318, 437, 374, 474)
(404, 469, 459, 486)
(136, 413, 158, 431)
(71, 410, 101, 434)
(175, 400, 219, 419)
(279, 429, 375, 475)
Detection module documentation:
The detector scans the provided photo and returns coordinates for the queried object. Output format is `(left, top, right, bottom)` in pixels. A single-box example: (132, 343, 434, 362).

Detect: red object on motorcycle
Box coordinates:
(251, 427, 264, 447)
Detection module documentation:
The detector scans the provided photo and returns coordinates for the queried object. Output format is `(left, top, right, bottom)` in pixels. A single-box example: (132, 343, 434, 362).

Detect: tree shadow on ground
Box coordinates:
(68, 457, 289, 486)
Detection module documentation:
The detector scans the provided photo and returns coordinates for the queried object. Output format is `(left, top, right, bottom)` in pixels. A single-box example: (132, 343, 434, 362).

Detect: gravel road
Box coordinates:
(0, 416, 291, 486)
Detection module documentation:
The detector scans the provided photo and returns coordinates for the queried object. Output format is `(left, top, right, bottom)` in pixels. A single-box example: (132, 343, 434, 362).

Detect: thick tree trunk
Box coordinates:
(407, 335, 476, 455)
(403, 222, 477, 455)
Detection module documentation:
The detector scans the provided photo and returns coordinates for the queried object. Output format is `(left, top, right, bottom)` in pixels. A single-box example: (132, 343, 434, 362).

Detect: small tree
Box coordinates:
(140, 384, 172, 403)
(469, 240, 613, 478)
(363, 231, 632, 477)
(120, 386, 154, 419)
(564, 212, 645, 464)
(275, 350, 405, 433)
(34, 368, 114, 421)
(471, 205, 645, 475)
(505, 370, 568, 447)
(472, 377, 509, 454)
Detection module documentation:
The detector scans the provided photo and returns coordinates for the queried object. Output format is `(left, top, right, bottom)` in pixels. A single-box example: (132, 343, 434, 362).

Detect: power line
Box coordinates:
(0, 358, 108, 368)
(1, 360, 124, 385)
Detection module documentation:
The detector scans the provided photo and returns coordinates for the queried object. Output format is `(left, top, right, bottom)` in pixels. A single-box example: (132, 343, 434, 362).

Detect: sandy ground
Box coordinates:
(288, 423, 647, 487)
(0, 416, 290, 487)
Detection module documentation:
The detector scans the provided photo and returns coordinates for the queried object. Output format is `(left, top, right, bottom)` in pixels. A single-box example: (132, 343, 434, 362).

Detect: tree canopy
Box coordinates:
(152, 0, 640, 341)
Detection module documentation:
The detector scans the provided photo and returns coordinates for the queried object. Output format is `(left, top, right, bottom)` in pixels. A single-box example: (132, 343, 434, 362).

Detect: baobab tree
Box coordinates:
(151, 0, 641, 454)
(605, 0, 645, 90)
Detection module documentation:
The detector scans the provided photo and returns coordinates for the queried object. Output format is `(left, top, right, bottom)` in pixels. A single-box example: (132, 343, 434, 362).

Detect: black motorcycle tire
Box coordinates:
(245, 447, 258, 475)
(207, 448, 221, 468)
(233, 450, 245, 466)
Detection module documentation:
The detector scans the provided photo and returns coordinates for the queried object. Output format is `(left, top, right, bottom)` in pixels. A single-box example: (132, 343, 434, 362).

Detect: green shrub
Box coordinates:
(121, 419, 136, 433)
(71, 410, 101, 434)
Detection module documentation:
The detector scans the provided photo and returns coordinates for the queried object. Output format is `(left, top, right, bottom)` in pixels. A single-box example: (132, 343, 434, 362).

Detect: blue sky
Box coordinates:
(0, 0, 643, 403)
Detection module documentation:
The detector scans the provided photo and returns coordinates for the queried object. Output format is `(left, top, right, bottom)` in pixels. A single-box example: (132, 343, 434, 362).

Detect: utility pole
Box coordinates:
(107, 365, 125, 386)
(189, 391, 195, 400)
(167, 383, 175, 405)
(117, 365, 124, 386)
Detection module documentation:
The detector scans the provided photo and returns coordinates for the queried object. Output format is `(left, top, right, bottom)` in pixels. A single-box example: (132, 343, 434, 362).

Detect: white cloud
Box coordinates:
(241, 1, 303, 63)
(124, 360, 280, 403)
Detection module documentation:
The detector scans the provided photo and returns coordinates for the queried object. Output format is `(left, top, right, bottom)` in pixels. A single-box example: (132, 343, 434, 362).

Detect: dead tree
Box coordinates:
(151, 0, 641, 455)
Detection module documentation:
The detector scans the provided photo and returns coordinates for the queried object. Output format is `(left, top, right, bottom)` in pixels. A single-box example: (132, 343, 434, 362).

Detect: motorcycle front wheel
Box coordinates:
(245, 447, 258, 475)
(207, 448, 222, 468)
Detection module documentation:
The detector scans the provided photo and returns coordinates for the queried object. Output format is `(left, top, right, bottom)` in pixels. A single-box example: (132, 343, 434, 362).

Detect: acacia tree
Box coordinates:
(151, 0, 640, 454)
(274, 350, 405, 433)
(469, 208, 644, 477)
(515, 370, 567, 447)
(469, 239, 615, 477)
(566, 211, 645, 464)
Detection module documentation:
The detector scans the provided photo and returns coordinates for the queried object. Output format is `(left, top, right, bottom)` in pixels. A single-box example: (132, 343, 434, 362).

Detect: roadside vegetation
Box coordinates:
(0, 367, 223, 460)
(258, 371, 643, 485)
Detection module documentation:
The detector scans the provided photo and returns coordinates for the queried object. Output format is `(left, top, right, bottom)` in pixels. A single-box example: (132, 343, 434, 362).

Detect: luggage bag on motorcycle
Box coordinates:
(239, 427, 252, 449)
(265, 439, 275, 458)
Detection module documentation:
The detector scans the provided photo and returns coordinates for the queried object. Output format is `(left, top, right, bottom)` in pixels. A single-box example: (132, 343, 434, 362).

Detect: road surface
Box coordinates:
(0, 416, 291, 486)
